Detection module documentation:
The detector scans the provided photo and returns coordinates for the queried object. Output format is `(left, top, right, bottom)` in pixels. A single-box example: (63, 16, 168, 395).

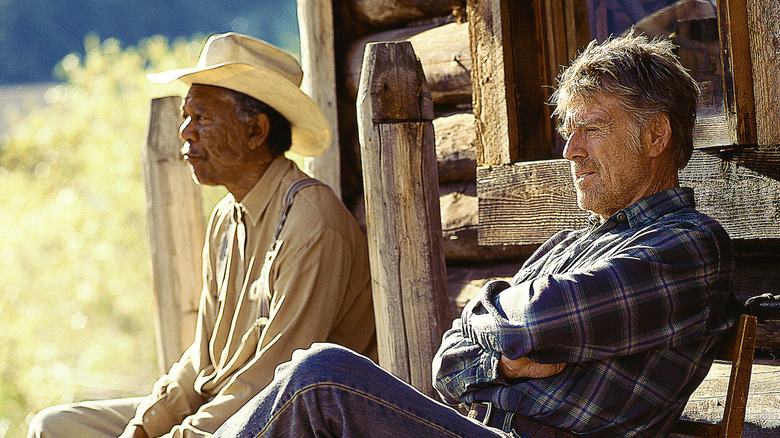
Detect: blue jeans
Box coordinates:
(214, 343, 507, 438)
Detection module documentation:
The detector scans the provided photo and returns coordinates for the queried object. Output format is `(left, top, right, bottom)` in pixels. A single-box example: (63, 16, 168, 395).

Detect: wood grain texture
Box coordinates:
(746, 0, 780, 145)
(467, 0, 516, 165)
(477, 159, 588, 246)
(142, 96, 205, 373)
(357, 41, 449, 398)
(434, 112, 476, 183)
(477, 150, 780, 246)
(345, 21, 472, 104)
(717, 0, 757, 144)
(680, 149, 780, 240)
(297, 0, 342, 197)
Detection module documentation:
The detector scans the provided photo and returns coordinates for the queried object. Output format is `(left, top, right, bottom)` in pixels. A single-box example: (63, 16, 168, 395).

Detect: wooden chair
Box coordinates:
(670, 294, 780, 438)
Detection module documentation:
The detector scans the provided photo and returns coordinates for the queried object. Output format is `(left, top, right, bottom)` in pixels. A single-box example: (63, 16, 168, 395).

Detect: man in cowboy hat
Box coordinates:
(28, 32, 376, 438)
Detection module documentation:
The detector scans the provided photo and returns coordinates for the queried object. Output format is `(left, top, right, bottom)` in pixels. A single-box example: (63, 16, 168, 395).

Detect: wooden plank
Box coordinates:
(745, 0, 780, 145)
(717, 0, 757, 144)
(507, 0, 555, 161)
(357, 41, 449, 398)
(680, 149, 780, 240)
(467, 0, 517, 165)
(563, 0, 592, 63)
(297, 0, 342, 198)
(477, 160, 588, 246)
(141, 96, 205, 373)
(468, 0, 591, 165)
(477, 150, 780, 246)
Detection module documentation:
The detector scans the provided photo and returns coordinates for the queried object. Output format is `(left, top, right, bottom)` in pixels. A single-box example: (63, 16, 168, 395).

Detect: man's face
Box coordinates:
(560, 93, 655, 220)
(179, 85, 255, 187)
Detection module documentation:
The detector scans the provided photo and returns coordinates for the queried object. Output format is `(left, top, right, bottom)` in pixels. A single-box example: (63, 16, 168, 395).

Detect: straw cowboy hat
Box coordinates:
(147, 32, 331, 157)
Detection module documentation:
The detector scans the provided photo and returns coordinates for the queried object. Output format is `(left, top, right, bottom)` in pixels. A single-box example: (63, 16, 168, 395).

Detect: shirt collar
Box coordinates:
(233, 155, 292, 227)
(610, 187, 695, 229)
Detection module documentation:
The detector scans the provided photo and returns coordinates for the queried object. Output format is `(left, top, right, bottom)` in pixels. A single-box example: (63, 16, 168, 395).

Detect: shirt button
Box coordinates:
(150, 409, 157, 416)
(616, 212, 627, 222)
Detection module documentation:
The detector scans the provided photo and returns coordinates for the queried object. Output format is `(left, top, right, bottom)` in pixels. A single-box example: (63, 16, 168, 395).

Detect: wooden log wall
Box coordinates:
(321, 0, 529, 320)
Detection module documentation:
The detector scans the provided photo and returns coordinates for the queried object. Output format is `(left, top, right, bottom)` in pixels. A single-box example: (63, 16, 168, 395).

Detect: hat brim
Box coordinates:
(147, 63, 331, 157)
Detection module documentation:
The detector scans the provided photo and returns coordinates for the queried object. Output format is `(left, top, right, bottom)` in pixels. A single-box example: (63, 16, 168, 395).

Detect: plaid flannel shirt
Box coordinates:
(433, 188, 738, 437)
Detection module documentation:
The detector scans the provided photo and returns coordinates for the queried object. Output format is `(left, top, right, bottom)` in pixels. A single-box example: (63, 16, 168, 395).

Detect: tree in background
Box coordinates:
(0, 34, 232, 437)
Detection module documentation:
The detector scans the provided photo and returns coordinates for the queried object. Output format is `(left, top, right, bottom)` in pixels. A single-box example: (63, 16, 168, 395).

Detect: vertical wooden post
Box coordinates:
(717, 0, 757, 144)
(142, 96, 205, 373)
(357, 41, 450, 398)
(467, 0, 518, 165)
(297, 0, 342, 198)
(745, 0, 780, 145)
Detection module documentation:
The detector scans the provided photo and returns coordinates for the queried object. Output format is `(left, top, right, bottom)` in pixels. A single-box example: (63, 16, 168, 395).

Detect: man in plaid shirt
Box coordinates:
(213, 33, 737, 438)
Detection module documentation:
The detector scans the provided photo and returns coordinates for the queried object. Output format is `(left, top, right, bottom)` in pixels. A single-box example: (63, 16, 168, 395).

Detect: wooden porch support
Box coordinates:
(357, 41, 449, 398)
(297, 0, 342, 197)
(717, 0, 757, 145)
(142, 96, 205, 373)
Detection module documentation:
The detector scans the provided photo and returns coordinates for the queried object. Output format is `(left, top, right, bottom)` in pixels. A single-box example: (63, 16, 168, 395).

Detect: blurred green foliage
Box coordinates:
(0, 34, 232, 437)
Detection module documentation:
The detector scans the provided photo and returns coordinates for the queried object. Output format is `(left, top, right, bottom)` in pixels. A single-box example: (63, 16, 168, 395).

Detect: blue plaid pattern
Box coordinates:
(433, 188, 738, 437)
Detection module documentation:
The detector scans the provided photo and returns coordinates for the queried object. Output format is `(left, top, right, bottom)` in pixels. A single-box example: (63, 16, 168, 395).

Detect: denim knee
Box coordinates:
(276, 343, 371, 386)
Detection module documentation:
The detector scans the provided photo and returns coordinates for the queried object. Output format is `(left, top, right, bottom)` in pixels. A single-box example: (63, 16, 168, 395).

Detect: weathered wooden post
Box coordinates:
(142, 96, 205, 373)
(297, 0, 341, 197)
(357, 41, 449, 397)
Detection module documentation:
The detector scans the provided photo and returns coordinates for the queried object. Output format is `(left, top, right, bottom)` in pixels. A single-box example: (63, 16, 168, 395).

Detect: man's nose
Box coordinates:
(563, 132, 586, 161)
(179, 116, 195, 142)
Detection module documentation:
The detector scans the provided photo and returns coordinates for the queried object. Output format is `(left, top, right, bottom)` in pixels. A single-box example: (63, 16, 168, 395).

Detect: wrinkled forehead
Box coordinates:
(559, 94, 606, 127)
(558, 91, 631, 125)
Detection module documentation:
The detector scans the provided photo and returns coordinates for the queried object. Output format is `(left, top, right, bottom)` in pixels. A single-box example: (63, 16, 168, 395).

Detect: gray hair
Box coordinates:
(551, 33, 699, 169)
(222, 87, 292, 157)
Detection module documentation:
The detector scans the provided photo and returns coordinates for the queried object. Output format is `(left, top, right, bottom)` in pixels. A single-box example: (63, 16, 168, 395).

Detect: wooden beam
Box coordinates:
(467, 0, 517, 165)
(477, 150, 780, 246)
(477, 160, 588, 246)
(468, 0, 591, 165)
(680, 149, 780, 240)
(297, 0, 342, 198)
(357, 41, 449, 398)
(142, 96, 205, 373)
(716, 0, 757, 144)
(507, 0, 554, 161)
(563, 0, 592, 63)
(745, 0, 780, 145)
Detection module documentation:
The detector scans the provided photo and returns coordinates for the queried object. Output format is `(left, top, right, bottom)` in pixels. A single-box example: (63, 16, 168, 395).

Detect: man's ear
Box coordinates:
(248, 113, 271, 151)
(645, 113, 672, 158)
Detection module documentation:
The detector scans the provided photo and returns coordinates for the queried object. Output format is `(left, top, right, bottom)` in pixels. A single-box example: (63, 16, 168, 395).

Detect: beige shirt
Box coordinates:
(130, 156, 376, 437)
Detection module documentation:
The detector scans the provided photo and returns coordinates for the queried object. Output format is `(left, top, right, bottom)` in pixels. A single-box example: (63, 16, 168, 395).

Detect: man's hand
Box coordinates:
(118, 425, 149, 438)
(499, 355, 566, 379)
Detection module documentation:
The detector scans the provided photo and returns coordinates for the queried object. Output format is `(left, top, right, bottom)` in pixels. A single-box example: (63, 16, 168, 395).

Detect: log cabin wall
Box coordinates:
(312, 0, 532, 318)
